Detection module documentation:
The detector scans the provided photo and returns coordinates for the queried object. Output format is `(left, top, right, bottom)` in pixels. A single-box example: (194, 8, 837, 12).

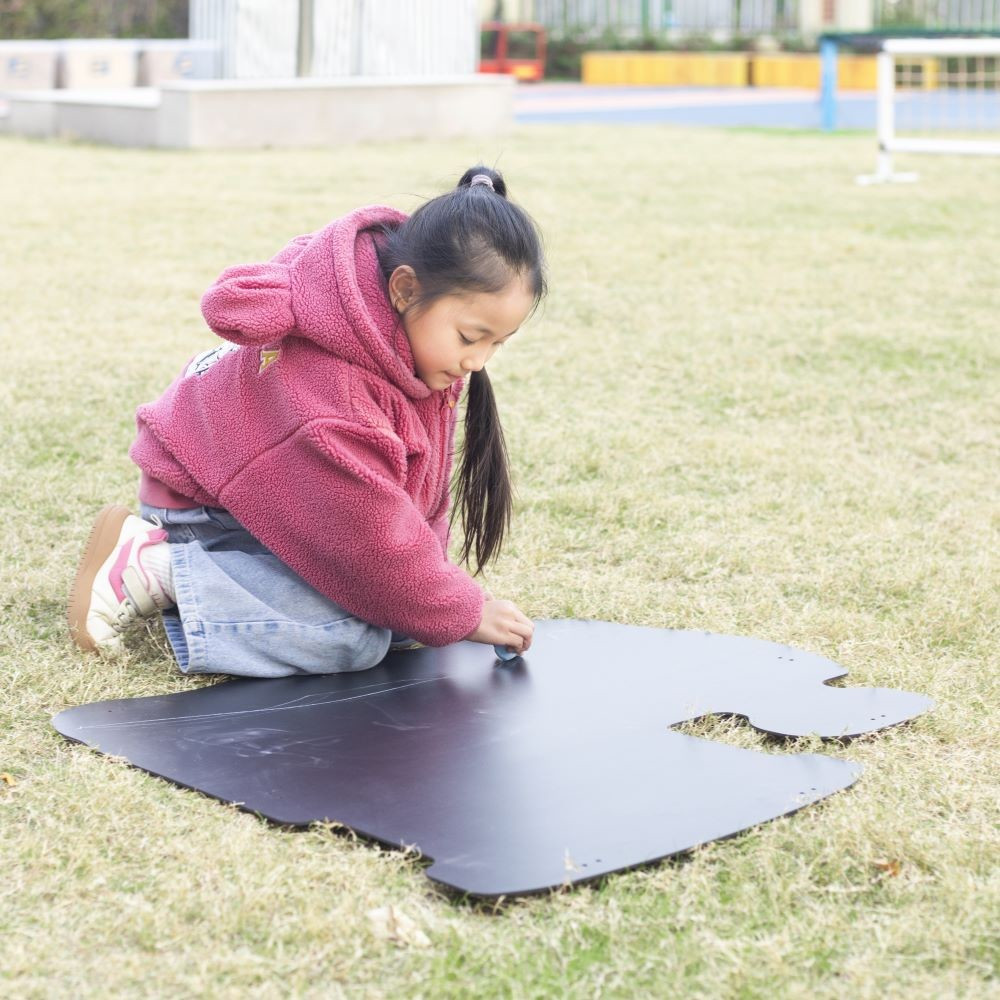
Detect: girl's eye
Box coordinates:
(459, 334, 474, 346)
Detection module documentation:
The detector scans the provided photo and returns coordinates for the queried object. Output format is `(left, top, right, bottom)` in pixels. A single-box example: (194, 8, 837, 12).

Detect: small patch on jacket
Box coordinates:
(259, 349, 280, 374)
(185, 342, 240, 378)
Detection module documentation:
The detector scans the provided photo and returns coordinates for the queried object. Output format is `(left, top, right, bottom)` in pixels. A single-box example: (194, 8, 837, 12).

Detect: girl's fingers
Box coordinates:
(509, 621, 533, 652)
(511, 610, 533, 632)
(520, 621, 534, 649)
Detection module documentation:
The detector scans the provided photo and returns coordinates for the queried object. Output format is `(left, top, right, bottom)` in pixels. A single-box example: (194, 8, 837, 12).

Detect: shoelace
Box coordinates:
(112, 597, 142, 634)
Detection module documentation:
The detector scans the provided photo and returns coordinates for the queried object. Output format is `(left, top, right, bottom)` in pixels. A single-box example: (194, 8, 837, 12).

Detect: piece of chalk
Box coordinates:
(494, 644, 519, 662)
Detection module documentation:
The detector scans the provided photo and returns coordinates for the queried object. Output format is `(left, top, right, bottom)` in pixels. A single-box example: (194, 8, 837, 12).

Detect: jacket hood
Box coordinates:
(201, 205, 431, 401)
(291, 205, 430, 400)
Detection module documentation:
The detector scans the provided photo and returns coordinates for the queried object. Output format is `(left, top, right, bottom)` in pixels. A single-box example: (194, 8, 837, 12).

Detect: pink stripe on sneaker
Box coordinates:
(109, 538, 134, 603)
(110, 529, 168, 606)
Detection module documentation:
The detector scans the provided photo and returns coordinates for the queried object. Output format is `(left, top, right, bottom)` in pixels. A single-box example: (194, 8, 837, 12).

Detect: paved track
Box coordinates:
(514, 83, 1000, 130)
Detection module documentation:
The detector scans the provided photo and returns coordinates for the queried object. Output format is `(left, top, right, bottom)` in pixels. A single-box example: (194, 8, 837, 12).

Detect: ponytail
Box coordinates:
(451, 368, 511, 574)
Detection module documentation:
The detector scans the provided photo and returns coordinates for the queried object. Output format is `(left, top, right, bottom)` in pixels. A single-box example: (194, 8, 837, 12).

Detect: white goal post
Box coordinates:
(858, 37, 1000, 185)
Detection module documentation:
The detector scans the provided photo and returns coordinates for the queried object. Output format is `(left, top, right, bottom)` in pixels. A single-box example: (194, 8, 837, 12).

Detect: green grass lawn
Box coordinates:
(1, 126, 997, 998)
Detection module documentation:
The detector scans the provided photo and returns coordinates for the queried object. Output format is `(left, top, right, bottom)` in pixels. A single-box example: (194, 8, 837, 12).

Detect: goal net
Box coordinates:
(858, 37, 1000, 184)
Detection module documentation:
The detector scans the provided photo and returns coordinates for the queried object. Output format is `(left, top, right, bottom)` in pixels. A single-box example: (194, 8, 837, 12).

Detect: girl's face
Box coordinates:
(392, 271, 535, 392)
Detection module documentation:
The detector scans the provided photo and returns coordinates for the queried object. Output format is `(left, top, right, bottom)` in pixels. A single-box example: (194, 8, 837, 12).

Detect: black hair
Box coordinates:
(374, 165, 546, 575)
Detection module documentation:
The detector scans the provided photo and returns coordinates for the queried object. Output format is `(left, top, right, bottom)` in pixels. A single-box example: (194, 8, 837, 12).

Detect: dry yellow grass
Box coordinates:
(1, 126, 997, 998)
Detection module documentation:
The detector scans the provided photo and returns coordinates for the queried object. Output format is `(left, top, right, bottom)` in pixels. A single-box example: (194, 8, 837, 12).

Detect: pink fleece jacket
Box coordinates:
(129, 206, 485, 647)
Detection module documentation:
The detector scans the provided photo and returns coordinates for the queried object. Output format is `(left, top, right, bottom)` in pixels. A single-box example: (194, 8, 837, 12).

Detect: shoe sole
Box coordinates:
(67, 504, 132, 653)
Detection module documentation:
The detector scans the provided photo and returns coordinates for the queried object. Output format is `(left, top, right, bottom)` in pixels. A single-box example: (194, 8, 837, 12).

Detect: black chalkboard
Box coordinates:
(53, 620, 932, 898)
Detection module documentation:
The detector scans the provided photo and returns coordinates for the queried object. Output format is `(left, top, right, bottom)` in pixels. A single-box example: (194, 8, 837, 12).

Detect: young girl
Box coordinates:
(68, 166, 545, 678)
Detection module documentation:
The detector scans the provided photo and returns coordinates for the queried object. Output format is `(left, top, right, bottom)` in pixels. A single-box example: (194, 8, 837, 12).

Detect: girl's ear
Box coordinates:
(388, 265, 420, 313)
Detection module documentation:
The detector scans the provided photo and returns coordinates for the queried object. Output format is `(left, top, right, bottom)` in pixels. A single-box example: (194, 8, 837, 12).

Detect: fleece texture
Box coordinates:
(130, 206, 485, 648)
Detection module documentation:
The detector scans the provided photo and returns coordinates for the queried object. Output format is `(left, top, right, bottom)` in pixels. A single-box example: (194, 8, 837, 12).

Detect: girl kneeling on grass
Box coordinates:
(68, 166, 544, 677)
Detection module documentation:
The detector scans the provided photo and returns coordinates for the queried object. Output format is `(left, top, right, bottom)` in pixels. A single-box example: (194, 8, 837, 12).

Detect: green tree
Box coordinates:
(0, 0, 187, 39)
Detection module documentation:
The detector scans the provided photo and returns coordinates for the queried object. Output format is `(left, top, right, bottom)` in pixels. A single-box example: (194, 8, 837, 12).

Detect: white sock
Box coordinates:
(139, 539, 176, 603)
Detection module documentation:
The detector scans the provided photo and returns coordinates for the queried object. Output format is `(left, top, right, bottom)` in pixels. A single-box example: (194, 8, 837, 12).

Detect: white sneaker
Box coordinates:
(68, 505, 174, 653)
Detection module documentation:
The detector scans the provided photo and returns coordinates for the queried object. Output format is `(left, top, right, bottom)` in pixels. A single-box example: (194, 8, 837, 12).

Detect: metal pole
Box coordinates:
(297, 0, 314, 77)
(875, 48, 894, 180)
(820, 36, 838, 132)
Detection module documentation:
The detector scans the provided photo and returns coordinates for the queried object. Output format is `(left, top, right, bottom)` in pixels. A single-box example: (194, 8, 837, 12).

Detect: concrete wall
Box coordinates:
(2, 90, 159, 145)
(1, 75, 514, 149)
(157, 75, 513, 148)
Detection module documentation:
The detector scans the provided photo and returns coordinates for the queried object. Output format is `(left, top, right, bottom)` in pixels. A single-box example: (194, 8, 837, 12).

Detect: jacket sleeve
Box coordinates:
(200, 234, 312, 346)
(429, 508, 451, 556)
(217, 417, 485, 648)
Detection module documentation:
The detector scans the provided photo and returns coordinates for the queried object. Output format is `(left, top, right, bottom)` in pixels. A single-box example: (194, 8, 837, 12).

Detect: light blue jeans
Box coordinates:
(140, 504, 412, 678)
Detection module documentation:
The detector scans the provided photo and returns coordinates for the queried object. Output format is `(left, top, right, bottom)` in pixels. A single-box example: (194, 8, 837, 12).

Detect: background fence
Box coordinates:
(531, 1, 799, 35)
(529, 0, 1000, 35)
(874, 1, 1000, 29)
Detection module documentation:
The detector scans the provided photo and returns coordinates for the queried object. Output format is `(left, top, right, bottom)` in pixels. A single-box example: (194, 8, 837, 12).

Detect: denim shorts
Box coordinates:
(140, 504, 405, 678)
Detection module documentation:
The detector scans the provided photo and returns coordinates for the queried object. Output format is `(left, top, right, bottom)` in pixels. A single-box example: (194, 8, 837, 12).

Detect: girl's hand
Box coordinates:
(467, 599, 534, 654)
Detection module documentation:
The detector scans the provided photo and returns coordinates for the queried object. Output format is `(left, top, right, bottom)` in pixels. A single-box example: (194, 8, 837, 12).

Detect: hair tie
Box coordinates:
(470, 174, 494, 191)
